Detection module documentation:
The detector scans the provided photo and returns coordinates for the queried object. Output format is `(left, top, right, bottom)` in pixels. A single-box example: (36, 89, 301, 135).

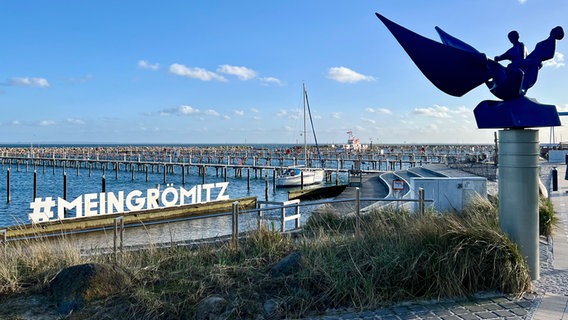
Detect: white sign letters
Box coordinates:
(29, 182, 230, 223)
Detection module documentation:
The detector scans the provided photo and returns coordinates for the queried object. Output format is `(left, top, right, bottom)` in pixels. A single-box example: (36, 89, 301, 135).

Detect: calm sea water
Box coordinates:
(0, 161, 347, 228)
(0, 143, 492, 249)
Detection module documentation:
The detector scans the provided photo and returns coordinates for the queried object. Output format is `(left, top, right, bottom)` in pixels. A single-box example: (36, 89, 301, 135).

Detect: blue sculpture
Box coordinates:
(375, 13, 564, 129)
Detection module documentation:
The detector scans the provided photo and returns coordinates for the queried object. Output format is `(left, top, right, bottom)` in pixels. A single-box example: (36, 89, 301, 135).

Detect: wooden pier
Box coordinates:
(0, 144, 494, 182)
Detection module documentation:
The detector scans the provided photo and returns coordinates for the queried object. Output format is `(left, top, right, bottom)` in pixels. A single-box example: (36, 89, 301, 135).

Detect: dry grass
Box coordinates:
(0, 197, 534, 319)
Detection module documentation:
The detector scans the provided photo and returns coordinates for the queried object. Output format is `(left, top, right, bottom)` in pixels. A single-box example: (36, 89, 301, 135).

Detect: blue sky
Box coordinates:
(1, 0, 567, 145)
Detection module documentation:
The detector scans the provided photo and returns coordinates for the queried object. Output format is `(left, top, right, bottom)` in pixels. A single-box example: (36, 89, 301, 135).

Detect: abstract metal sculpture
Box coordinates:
(375, 13, 564, 129)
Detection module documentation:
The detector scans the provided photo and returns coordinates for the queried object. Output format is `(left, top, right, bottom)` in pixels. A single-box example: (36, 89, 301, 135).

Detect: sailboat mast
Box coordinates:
(303, 83, 307, 165)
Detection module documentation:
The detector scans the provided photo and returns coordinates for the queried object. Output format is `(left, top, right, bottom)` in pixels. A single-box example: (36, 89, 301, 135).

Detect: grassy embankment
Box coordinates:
(0, 195, 554, 319)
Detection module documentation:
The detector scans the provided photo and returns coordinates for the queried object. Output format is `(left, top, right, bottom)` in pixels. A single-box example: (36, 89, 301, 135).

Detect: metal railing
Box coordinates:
(113, 216, 124, 261)
(1, 187, 431, 257)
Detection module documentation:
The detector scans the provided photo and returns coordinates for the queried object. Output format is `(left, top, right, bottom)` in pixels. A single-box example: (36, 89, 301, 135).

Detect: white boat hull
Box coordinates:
(276, 168, 324, 187)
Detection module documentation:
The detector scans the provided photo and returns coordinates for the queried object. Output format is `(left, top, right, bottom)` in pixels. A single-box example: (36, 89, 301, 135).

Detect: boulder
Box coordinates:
(196, 296, 228, 320)
(270, 251, 303, 277)
(50, 263, 131, 315)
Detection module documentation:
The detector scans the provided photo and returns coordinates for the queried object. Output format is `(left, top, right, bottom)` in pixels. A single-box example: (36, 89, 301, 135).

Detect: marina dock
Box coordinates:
(0, 144, 494, 182)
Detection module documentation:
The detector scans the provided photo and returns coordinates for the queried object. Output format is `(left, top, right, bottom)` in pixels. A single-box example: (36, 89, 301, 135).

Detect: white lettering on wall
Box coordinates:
(28, 182, 231, 224)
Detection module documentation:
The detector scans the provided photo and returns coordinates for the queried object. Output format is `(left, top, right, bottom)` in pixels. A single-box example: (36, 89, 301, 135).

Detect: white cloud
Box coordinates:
(138, 60, 160, 70)
(331, 112, 343, 119)
(259, 77, 283, 86)
(177, 105, 200, 115)
(326, 67, 375, 83)
(412, 105, 452, 118)
(169, 64, 227, 82)
(203, 109, 220, 116)
(277, 109, 301, 119)
(518, 0, 527, 3)
(217, 65, 257, 80)
(39, 120, 55, 126)
(366, 107, 392, 115)
(543, 52, 565, 68)
(7, 77, 50, 87)
(250, 108, 259, 113)
(160, 105, 220, 117)
(361, 117, 376, 124)
(234, 110, 245, 116)
(66, 118, 85, 125)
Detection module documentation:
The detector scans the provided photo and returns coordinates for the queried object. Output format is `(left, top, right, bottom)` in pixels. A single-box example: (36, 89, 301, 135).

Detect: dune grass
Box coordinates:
(0, 197, 538, 319)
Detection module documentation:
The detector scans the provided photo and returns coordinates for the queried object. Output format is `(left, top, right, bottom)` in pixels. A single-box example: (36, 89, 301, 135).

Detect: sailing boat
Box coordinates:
(276, 83, 325, 187)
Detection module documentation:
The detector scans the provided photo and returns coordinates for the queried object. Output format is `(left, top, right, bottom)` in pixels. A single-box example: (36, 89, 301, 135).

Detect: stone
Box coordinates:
(270, 251, 303, 277)
(263, 298, 280, 317)
(196, 296, 228, 320)
(50, 263, 131, 315)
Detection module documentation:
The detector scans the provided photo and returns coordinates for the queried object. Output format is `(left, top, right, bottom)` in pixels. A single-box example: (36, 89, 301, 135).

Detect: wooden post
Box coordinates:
(0, 229, 6, 252)
(114, 216, 124, 261)
(6, 168, 10, 203)
(272, 169, 276, 193)
(418, 187, 425, 215)
(63, 172, 67, 201)
(265, 176, 269, 201)
(232, 201, 239, 249)
(33, 170, 37, 200)
(355, 187, 361, 237)
(247, 168, 250, 191)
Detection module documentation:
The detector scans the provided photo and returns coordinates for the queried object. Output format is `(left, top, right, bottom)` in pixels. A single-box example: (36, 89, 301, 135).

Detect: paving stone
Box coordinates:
(456, 314, 480, 320)
(508, 308, 528, 316)
(475, 311, 497, 319)
(465, 305, 486, 312)
(432, 310, 453, 317)
(482, 304, 501, 311)
(492, 309, 515, 317)
(448, 307, 469, 315)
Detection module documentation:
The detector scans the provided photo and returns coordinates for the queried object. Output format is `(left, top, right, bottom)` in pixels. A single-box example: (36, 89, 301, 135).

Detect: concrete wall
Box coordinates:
(410, 177, 487, 213)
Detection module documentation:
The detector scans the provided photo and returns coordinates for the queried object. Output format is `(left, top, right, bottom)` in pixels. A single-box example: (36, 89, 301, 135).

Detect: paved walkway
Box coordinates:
(532, 164, 568, 319)
(304, 163, 568, 319)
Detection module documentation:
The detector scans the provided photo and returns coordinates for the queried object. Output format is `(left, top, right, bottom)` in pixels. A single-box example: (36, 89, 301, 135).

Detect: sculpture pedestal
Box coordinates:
(474, 97, 560, 129)
(498, 129, 539, 280)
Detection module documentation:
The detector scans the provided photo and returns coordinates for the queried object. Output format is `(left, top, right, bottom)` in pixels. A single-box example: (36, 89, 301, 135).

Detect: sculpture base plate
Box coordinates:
(474, 96, 560, 129)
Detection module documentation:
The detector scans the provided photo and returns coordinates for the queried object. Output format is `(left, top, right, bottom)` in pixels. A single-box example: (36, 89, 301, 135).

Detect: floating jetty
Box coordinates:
(287, 184, 348, 201)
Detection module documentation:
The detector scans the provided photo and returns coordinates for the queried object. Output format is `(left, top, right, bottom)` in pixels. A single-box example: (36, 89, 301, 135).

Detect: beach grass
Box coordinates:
(0, 197, 540, 319)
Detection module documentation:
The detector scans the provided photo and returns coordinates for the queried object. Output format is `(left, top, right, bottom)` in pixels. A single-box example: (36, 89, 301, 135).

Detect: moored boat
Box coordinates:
(276, 83, 325, 187)
(276, 166, 324, 187)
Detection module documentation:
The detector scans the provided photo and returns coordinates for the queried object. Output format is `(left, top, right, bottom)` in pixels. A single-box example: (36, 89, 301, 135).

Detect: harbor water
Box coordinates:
(0, 143, 493, 249)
